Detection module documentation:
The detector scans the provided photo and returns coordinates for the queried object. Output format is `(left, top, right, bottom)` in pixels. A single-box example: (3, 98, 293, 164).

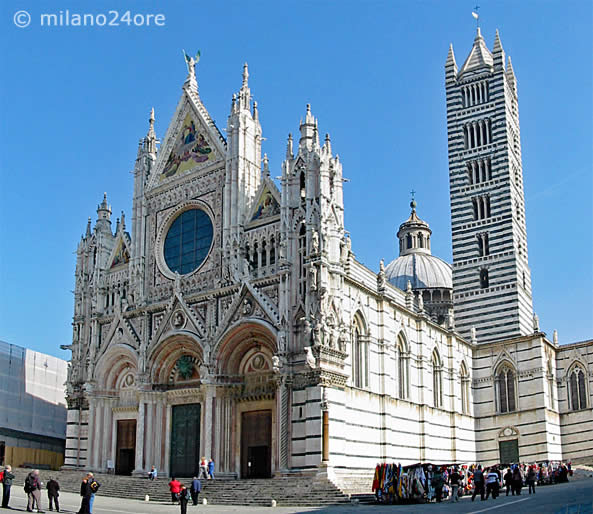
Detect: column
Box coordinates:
(133, 400, 145, 475)
(472, 122, 478, 149)
(144, 400, 154, 471)
(204, 386, 214, 460)
(93, 401, 103, 470)
(102, 399, 113, 471)
(87, 398, 96, 470)
(164, 404, 172, 476)
(154, 399, 164, 472)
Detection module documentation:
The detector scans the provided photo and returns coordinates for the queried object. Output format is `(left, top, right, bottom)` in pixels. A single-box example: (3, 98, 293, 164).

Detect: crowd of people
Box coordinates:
(0, 464, 99, 514)
(167, 457, 215, 513)
(372, 460, 573, 504)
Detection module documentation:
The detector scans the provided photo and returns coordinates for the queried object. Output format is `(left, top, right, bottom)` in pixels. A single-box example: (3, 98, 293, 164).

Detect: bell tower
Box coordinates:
(445, 29, 533, 343)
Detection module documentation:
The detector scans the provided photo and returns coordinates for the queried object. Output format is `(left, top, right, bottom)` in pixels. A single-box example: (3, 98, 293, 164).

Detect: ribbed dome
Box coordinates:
(385, 253, 452, 290)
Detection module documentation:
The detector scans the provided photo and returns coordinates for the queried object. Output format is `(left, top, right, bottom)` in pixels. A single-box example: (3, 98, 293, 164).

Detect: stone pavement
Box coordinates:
(4, 471, 592, 514)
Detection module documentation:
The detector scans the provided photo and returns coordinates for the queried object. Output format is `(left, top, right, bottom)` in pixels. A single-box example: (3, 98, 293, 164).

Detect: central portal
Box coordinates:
(241, 410, 272, 478)
(115, 419, 136, 475)
(170, 403, 201, 477)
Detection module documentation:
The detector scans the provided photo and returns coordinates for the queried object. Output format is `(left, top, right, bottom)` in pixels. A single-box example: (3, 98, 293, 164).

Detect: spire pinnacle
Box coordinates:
(263, 153, 270, 176)
(145, 107, 157, 153)
(253, 100, 258, 121)
(86, 217, 92, 237)
(286, 133, 293, 159)
(242, 62, 249, 89)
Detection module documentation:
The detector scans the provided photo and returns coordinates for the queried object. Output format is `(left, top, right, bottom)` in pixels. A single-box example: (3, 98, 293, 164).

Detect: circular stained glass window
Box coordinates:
(164, 209, 213, 275)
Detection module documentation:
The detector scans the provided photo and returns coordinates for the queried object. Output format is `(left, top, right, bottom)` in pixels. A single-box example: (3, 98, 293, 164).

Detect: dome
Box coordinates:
(385, 253, 452, 290)
(385, 199, 452, 291)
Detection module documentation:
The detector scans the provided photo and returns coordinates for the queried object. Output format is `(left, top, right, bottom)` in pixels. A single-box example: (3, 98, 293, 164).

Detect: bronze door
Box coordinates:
(170, 403, 201, 477)
(499, 439, 519, 464)
(241, 410, 272, 478)
(115, 419, 136, 475)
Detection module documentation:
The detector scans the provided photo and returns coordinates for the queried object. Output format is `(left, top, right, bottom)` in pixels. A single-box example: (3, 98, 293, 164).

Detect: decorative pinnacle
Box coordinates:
(263, 153, 270, 176)
(410, 190, 417, 211)
(242, 62, 249, 88)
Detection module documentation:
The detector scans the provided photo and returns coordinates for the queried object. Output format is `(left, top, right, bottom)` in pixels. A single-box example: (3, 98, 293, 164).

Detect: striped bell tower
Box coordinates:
(445, 28, 533, 343)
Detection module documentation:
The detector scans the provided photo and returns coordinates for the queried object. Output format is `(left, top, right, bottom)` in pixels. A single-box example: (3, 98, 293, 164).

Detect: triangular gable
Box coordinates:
(147, 89, 226, 191)
(97, 311, 140, 362)
(245, 177, 281, 228)
(108, 235, 131, 269)
(149, 291, 206, 347)
(214, 282, 280, 342)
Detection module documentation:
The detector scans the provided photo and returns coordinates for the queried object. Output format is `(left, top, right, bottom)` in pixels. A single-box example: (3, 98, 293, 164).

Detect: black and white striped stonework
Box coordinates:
(445, 30, 533, 344)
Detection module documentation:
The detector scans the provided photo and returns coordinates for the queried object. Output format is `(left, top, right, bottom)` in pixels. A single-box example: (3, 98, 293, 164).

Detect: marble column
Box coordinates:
(164, 403, 172, 476)
(154, 399, 164, 472)
(144, 400, 154, 470)
(133, 400, 145, 475)
(86, 398, 96, 470)
(204, 386, 214, 459)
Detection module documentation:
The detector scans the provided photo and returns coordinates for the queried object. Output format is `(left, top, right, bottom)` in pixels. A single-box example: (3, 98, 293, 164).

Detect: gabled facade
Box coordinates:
(64, 29, 592, 486)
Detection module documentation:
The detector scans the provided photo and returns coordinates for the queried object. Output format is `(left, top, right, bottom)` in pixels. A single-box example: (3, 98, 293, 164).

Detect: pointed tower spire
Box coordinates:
(493, 28, 506, 70)
(299, 104, 316, 148)
(145, 107, 157, 153)
(96, 193, 112, 233)
(458, 26, 494, 78)
(120, 211, 126, 230)
(323, 133, 332, 155)
(86, 217, 92, 237)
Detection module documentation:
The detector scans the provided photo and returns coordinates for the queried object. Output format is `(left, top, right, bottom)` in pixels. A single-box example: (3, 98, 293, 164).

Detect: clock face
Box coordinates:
(163, 208, 213, 275)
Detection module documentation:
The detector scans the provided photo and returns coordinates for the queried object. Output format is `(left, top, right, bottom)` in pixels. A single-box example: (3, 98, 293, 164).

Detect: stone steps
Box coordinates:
(10, 468, 351, 506)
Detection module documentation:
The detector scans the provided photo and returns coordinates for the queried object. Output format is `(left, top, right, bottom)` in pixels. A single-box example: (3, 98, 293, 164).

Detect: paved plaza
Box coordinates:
(5, 471, 592, 514)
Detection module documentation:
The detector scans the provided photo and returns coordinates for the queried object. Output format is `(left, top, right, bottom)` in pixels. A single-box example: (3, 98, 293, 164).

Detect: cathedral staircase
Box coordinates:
(10, 468, 352, 506)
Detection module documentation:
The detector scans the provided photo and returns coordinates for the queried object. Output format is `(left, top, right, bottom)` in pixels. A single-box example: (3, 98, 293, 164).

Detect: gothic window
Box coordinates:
(496, 365, 517, 413)
(432, 350, 443, 408)
(460, 361, 470, 414)
(477, 233, 489, 257)
(251, 242, 259, 270)
(569, 366, 587, 411)
(261, 240, 267, 267)
(352, 314, 368, 389)
(300, 170, 306, 205)
(472, 195, 490, 220)
(522, 271, 526, 290)
(480, 268, 489, 288)
(418, 233, 424, 248)
(298, 224, 306, 301)
(396, 335, 409, 400)
(269, 237, 276, 265)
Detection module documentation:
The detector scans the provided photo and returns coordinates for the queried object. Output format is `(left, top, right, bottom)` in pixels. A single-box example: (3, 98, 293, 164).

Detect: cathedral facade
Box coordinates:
(63, 29, 592, 484)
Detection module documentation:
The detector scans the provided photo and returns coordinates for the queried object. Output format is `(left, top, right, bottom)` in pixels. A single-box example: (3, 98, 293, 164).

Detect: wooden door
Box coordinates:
(116, 419, 136, 475)
(241, 410, 271, 478)
(170, 403, 201, 477)
(499, 439, 519, 464)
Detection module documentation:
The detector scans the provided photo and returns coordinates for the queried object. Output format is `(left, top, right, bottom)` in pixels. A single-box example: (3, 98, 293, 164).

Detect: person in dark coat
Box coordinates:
(471, 465, 485, 501)
(504, 468, 513, 495)
(1, 465, 15, 508)
(78, 475, 92, 514)
(526, 467, 536, 494)
(47, 476, 60, 512)
(179, 485, 191, 514)
(190, 476, 202, 506)
(26, 469, 42, 513)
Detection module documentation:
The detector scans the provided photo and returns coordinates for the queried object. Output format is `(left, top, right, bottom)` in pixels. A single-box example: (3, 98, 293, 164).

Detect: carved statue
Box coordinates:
(470, 325, 477, 343)
(533, 312, 540, 332)
(308, 264, 318, 291)
(311, 229, 320, 255)
(378, 259, 386, 289)
(417, 292, 424, 312)
(272, 355, 282, 374)
(304, 346, 316, 369)
(242, 298, 254, 316)
(553, 329, 558, 345)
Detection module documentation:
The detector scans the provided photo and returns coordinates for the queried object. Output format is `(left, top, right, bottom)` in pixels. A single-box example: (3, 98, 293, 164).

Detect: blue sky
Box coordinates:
(0, 0, 591, 359)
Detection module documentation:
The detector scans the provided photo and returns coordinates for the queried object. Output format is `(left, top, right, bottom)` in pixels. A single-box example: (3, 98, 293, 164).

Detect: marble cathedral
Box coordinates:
(64, 30, 592, 484)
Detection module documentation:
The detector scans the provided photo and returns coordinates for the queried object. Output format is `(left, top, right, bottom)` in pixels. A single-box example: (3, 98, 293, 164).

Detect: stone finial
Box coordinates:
(85, 217, 92, 237)
(553, 329, 558, 345)
(242, 62, 249, 89)
(145, 107, 157, 153)
(286, 133, 293, 159)
(252, 100, 258, 121)
(120, 211, 126, 230)
(263, 153, 270, 176)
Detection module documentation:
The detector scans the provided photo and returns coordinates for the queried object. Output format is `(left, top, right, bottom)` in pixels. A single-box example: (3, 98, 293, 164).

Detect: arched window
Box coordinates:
(569, 366, 587, 411)
(460, 361, 470, 414)
(432, 350, 442, 408)
(406, 233, 413, 249)
(496, 365, 517, 413)
(352, 314, 368, 389)
(418, 233, 424, 248)
(396, 335, 409, 400)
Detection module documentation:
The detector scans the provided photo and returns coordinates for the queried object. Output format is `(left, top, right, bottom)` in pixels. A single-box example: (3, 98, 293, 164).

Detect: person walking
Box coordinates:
(168, 477, 182, 504)
(208, 459, 215, 480)
(526, 466, 536, 494)
(1, 465, 15, 508)
(449, 466, 461, 502)
(179, 485, 191, 514)
(25, 469, 43, 513)
(78, 474, 92, 514)
(87, 473, 100, 513)
(47, 476, 60, 512)
(471, 465, 485, 501)
(198, 457, 209, 480)
(190, 476, 201, 506)
(504, 468, 513, 495)
(485, 468, 500, 499)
